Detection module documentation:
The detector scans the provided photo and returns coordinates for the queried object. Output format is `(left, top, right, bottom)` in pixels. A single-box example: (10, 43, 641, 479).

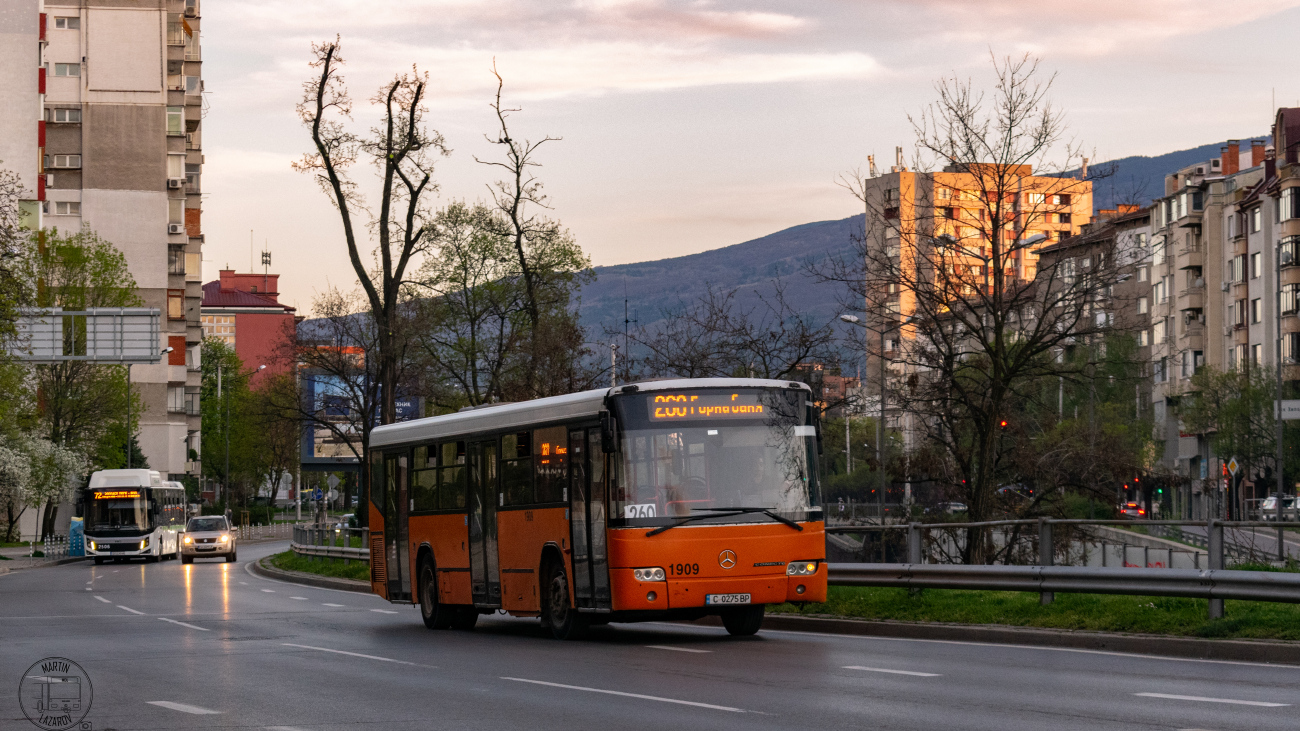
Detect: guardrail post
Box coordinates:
(1038, 517, 1054, 606)
(1208, 518, 1224, 619)
(342, 527, 350, 566)
(907, 522, 922, 564)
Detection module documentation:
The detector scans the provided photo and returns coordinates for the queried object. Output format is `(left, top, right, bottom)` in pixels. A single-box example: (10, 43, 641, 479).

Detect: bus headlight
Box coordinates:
(139, 538, 149, 550)
(633, 567, 666, 582)
(89, 541, 97, 551)
(787, 561, 819, 576)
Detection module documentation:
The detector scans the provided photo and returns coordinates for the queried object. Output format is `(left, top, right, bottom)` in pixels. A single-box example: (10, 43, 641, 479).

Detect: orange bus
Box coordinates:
(366, 378, 826, 639)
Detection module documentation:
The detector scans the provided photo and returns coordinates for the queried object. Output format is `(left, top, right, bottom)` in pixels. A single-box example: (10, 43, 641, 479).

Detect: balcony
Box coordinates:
(167, 23, 187, 46)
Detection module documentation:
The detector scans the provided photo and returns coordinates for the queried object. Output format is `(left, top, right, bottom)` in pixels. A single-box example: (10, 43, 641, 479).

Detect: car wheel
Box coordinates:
(181, 555, 192, 564)
(418, 561, 453, 629)
(721, 605, 765, 636)
(543, 560, 586, 640)
(226, 552, 236, 563)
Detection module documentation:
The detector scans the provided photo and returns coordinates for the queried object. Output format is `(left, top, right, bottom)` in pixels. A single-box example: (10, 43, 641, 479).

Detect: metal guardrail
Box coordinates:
(827, 563, 1300, 606)
(291, 524, 370, 564)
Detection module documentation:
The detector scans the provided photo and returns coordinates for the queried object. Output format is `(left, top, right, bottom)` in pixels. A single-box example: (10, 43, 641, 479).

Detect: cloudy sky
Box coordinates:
(199, 0, 1300, 311)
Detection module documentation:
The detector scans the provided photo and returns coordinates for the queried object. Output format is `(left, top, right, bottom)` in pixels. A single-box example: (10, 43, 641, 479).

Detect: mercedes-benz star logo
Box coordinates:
(718, 549, 736, 570)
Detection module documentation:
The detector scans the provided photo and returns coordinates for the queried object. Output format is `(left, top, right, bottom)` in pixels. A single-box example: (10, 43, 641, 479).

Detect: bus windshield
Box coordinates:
(611, 387, 820, 527)
(86, 490, 149, 533)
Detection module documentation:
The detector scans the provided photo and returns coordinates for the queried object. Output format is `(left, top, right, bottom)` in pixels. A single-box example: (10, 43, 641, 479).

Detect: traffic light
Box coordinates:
(999, 419, 1008, 428)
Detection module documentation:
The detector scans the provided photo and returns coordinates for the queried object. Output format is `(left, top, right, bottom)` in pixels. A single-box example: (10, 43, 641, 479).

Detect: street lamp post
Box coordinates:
(127, 346, 174, 469)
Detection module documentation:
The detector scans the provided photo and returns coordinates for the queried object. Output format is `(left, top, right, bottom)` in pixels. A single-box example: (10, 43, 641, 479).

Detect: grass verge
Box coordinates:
(770, 585, 1300, 642)
(269, 550, 369, 582)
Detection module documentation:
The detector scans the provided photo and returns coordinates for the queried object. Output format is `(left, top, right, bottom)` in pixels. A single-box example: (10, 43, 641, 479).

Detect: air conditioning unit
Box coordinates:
(184, 6, 196, 17)
(167, 178, 183, 189)
(168, 223, 185, 234)
(1221, 282, 1230, 292)
(1224, 326, 1232, 336)
(45, 173, 53, 188)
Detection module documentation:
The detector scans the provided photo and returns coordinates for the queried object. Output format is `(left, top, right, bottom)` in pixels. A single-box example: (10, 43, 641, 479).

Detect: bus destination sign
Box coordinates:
(93, 490, 141, 500)
(648, 393, 765, 421)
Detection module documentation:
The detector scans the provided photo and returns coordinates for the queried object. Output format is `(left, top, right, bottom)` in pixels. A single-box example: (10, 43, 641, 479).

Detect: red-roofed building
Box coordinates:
(201, 270, 297, 384)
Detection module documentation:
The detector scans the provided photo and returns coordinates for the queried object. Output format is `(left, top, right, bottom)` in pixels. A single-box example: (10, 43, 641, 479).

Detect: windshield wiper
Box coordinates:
(644, 507, 803, 537)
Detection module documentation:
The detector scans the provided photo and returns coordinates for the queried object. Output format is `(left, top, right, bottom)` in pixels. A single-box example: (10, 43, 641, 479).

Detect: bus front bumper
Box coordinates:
(612, 569, 827, 611)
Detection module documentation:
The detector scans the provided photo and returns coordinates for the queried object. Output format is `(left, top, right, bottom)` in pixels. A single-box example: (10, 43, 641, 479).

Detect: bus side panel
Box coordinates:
(407, 513, 472, 606)
(369, 502, 388, 600)
(496, 506, 566, 613)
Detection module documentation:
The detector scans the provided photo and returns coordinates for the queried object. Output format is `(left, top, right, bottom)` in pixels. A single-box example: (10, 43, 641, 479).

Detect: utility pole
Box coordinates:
(1277, 245, 1291, 557)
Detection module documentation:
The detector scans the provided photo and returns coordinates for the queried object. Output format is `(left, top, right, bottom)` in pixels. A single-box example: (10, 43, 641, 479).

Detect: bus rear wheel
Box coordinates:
(543, 560, 586, 640)
(418, 561, 454, 630)
(721, 606, 765, 636)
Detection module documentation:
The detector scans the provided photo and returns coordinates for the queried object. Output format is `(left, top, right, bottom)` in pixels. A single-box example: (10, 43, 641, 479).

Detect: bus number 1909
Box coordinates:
(669, 563, 700, 576)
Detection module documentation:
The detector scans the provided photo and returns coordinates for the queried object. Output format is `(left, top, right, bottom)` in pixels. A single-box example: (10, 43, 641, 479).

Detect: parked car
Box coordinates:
(1119, 502, 1146, 519)
(180, 515, 237, 563)
(936, 502, 968, 515)
(1260, 496, 1298, 521)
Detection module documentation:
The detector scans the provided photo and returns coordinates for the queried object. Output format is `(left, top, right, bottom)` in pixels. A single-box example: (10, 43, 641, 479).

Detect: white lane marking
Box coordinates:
(147, 700, 221, 714)
(501, 677, 745, 713)
(282, 643, 418, 666)
(266, 727, 311, 731)
(1134, 692, 1289, 707)
(370, 609, 398, 614)
(646, 645, 712, 654)
(291, 596, 308, 601)
(158, 617, 209, 631)
(747, 626, 1300, 671)
(84, 588, 92, 591)
(239, 581, 248, 585)
(322, 603, 345, 607)
(844, 665, 941, 677)
(261, 589, 275, 593)
(117, 605, 145, 615)
(93, 596, 111, 603)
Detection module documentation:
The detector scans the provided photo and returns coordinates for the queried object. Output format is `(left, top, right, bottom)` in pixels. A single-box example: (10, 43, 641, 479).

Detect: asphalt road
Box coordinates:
(3, 542, 1299, 730)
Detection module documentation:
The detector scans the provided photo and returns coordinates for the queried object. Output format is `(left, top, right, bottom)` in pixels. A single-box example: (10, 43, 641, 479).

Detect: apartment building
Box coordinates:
(5, 0, 207, 478)
(201, 268, 298, 386)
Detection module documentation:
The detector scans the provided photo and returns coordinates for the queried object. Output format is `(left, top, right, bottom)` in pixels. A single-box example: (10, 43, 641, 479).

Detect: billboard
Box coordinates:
(300, 371, 421, 467)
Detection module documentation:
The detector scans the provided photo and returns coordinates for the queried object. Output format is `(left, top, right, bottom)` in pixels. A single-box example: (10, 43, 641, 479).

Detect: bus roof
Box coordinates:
(88, 469, 162, 489)
(369, 378, 809, 449)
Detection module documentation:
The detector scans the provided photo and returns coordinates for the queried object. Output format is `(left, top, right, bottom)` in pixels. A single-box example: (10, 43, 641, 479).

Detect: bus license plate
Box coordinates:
(705, 593, 751, 605)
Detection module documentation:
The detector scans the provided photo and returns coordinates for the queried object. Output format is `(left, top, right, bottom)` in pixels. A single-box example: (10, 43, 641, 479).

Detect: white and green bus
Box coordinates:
(84, 470, 186, 564)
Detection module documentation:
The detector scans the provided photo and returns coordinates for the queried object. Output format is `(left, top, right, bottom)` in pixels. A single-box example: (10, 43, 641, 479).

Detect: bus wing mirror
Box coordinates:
(600, 412, 617, 454)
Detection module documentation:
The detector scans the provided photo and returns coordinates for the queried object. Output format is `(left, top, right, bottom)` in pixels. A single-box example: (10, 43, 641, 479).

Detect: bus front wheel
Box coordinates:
(418, 561, 454, 630)
(93, 557, 104, 565)
(721, 606, 765, 637)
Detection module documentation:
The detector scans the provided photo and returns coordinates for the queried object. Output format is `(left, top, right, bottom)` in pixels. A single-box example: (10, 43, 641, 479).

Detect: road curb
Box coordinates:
(250, 556, 371, 593)
(748, 614, 1300, 665)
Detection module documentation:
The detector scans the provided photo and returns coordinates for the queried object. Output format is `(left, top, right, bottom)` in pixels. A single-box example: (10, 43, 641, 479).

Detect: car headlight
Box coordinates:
(182, 535, 193, 544)
(139, 538, 149, 550)
(787, 561, 819, 576)
(632, 567, 666, 582)
(220, 534, 230, 543)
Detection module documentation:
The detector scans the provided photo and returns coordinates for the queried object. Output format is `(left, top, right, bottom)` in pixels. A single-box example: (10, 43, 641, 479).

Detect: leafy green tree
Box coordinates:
(1181, 365, 1281, 505)
(200, 338, 263, 508)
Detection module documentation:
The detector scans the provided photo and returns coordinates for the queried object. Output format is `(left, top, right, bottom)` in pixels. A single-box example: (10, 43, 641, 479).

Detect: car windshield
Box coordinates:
(187, 517, 227, 532)
(611, 387, 820, 526)
(87, 492, 148, 532)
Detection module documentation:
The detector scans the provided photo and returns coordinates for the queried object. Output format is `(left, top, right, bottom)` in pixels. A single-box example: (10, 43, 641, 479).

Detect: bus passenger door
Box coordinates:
(587, 429, 611, 609)
(568, 430, 592, 607)
(384, 453, 412, 602)
(468, 441, 501, 607)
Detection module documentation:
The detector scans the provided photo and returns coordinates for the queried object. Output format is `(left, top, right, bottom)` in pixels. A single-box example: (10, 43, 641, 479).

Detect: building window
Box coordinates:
(185, 76, 201, 95)
(54, 17, 81, 29)
(168, 245, 186, 275)
(52, 201, 80, 215)
(1284, 333, 1300, 363)
(167, 289, 185, 320)
(1137, 297, 1148, 315)
(201, 315, 234, 345)
(1057, 212, 1072, 224)
(1051, 194, 1071, 205)
(167, 107, 185, 136)
(1283, 284, 1300, 315)
(1230, 255, 1245, 282)
(1253, 343, 1263, 365)
(167, 154, 185, 179)
(48, 155, 81, 168)
(1138, 330, 1150, 347)
(1252, 298, 1262, 324)
(1152, 238, 1166, 266)
(1282, 188, 1299, 222)
(185, 252, 201, 281)
(1251, 252, 1262, 278)
(49, 108, 81, 123)
(1154, 357, 1167, 383)
(1137, 266, 1147, 282)
(167, 386, 186, 413)
(1251, 208, 1262, 233)
(52, 63, 80, 77)
(168, 199, 184, 225)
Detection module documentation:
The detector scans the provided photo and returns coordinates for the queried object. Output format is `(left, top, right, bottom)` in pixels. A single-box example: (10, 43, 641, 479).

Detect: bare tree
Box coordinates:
(295, 39, 447, 427)
(818, 54, 1132, 562)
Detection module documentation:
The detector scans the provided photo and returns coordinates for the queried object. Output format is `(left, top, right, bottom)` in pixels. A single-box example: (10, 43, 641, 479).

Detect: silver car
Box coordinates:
(180, 516, 237, 563)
